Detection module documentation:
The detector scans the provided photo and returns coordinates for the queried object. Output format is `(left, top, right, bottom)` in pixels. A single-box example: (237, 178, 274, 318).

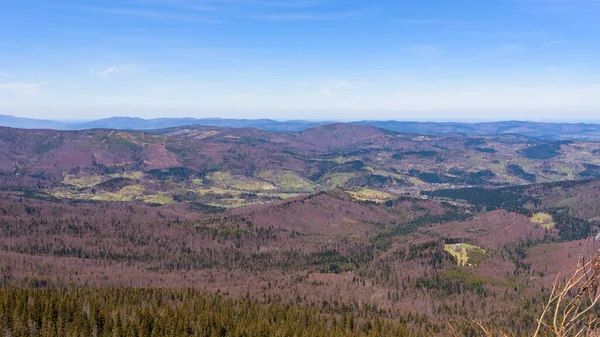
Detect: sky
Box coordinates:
(1, 0, 600, 121)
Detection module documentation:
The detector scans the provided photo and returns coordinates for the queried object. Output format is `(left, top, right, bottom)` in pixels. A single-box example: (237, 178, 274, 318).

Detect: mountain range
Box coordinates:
(1, 122, 599, 210)
(3, 114, 600, 140)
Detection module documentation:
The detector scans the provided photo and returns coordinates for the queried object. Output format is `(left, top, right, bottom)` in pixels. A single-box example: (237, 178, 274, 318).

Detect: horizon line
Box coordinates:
(2, 113, 600, 125)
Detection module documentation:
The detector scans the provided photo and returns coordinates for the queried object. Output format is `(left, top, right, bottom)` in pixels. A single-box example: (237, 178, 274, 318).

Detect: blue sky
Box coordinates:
(1, 0, 600, 121)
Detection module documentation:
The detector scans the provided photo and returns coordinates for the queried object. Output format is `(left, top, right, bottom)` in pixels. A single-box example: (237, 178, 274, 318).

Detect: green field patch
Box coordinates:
(259, 170, 315, 192)
(142, 192, 174, 205)
(530, 212, 556, 229)
(197, 187, 241, 196)
(347, 188, 393, 202)
(408, 176, 426, 186)
(444, 243, 486, 267)
(366, 167, 406, 181)
(110, 171, 144, 180)
(51, 190, 85, 200)
(209, 171, 276, 191)
(91, 185, 145, 202)
(330, 156, 360, 164)
(319, 173, 355, 188)
(63, 174, 104, 188)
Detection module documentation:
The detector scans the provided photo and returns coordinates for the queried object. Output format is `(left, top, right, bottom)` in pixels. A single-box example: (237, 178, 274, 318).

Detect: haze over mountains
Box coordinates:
(3, 114, 600, 140)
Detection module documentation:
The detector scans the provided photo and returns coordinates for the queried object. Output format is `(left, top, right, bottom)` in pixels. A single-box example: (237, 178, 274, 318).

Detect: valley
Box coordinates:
(0, 123, 599, 335)
(1, 124, 600, 210)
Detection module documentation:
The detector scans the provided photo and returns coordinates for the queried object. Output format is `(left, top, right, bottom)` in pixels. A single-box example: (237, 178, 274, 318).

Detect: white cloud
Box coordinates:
(90, 66, 118, 78)
(543, 39, 571, 46)
(0, 82, 49, 94)
(90, 63, 146, 78)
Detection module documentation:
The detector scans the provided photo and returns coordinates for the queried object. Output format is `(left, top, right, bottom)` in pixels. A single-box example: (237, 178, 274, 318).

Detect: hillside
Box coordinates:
(1, 124, 600, 209)
(1, 123, 599, 334)
(426, 178, 600, 224)
(0, 179, 597, 334)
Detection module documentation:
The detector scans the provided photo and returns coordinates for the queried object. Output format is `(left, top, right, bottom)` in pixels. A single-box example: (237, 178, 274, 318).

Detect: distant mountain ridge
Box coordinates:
(0, 114, 69, 130)
(3, 114, 600, 140)
(69, 117, 331, 132)
(356, 120, 600, 141)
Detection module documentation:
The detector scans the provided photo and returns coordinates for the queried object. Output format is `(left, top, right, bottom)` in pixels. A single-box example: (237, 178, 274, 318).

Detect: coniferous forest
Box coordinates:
(0, 288, 414, 337)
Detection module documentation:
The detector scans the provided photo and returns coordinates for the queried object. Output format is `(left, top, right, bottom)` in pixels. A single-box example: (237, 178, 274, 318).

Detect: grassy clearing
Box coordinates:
(51, 190, 85, 200)
(530, 212, 556, 229)
(63, 174, 103, 188)
(91, 185, 145, 202)
(348, 188, 393, 202)
(142, 192, 174, 205)
(259, 170, 315, 192)
(319, 173, 355, 188)
(330, 156, 360, 164)
(209, 171, 276, 191)
(366, 167, 407, 181)
(408, 176, 426, 186)
(197, 187, 242, 196)
(110, 171, 144, 180)
(63, 171, 144, 189)
(444, 243, 486, 267)
(53, 185, 173, 206)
